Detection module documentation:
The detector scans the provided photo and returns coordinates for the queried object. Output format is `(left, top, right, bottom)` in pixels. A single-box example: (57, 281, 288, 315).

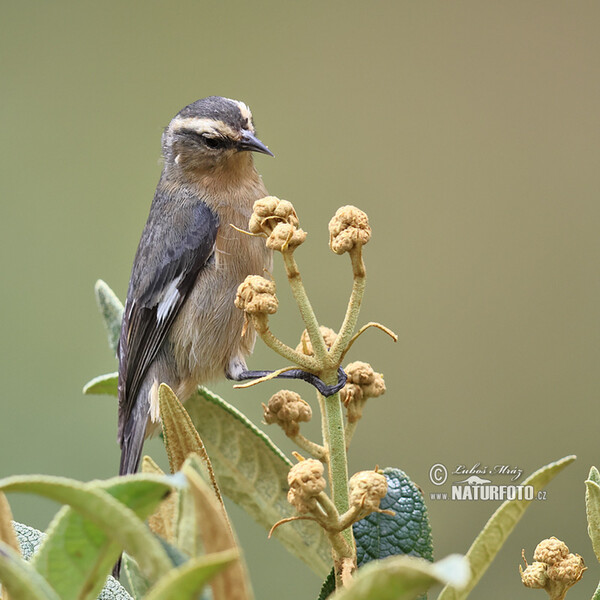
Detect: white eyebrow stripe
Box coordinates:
(169, 117, 238, 139)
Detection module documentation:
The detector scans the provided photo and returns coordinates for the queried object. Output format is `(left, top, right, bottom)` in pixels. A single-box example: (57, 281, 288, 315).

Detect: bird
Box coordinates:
(117, 96, 274, 477)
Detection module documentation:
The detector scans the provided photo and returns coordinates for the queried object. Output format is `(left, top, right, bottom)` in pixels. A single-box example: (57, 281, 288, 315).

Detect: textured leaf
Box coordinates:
(0, 541, 60, 600)
(95, 280, 124, 355)
(589, 466, 600, 486)
(144, 549, 238, 600)
(142, 457, 178, 545)
(585, 468, 600, 564)
(438, 454, 576, 600)
(12, 522, 44, 561)
(30, 475, 172, 600)
(330, 554, 468, 600)
(83, 372, 118, 396)
(0, 475, 173, 584)
(10, 522, 132, 600)
(186, 387, 331, 577)
(123, 553, 150, 599)
(317, 569, 335, 600)
(183, 461, 253, 600)
(158, 384, 222, 506)
(354, 468, 433, 567)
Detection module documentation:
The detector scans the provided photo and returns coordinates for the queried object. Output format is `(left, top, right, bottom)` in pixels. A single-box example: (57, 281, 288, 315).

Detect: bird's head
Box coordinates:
(162, 96, 273, 176)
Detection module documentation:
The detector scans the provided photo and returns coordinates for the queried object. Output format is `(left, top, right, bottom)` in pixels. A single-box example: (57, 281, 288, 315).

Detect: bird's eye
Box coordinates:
(202, 135, 222, 149)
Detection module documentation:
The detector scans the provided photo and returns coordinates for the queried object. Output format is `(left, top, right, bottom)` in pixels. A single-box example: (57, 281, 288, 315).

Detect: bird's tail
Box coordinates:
(114, 397, 149, 579)
(118, 398, 149, 476)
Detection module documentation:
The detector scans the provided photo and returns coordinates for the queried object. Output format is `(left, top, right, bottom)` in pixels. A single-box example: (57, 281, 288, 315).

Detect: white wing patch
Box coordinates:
(156, 276, 182, 322)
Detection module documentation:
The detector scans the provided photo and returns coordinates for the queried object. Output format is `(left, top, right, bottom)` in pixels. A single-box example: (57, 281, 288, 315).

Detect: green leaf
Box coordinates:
(0, 541, 60, 600)
(437, 454, 576, 600)
(0, 474, 173, 584)
(330, 554, 468, 600)
(183, 461, 253, 600)
(354, 468, 433, 567)
(317, 569, 335, 600)
(144, 549, 238, 600)
(158, 384, 223, 507)
(83, 372, 118, 396)
(185, 387, 331, 577)
(589, 466, 600, 486)
(123, 553, 150, 599)
(95, 280, 124, 355)
(30, 475, 173, 600)
(585, 468, 600, 564)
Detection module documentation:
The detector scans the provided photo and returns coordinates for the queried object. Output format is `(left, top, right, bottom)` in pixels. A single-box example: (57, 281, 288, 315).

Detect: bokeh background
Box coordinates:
(1, 2, 599, 598)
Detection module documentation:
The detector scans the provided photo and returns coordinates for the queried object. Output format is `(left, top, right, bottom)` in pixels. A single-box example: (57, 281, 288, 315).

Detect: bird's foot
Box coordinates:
(229, 367, 347, 397)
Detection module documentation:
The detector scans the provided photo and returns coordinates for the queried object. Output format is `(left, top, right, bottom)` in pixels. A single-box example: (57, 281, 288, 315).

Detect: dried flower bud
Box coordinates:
(266, 222, 307, 252)
(348, 470, 388, 513)
(249, 196, 306, 252)
(521, 538, 586, 598)
(534, 537, 569, 566)
(264, 390, 311, 436)
(296, 327, 337, 356)
(287, 459, 326, 514)
(329, 206, 371, 255)
(546, 553, 586, 585)
(520, 562, 548, 589)
(235, 276, 278, 315)
(341, 362, 386, 422)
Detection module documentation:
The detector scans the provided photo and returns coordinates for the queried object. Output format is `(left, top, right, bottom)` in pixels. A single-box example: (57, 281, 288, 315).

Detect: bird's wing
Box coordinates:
(117, 193, 219, 442)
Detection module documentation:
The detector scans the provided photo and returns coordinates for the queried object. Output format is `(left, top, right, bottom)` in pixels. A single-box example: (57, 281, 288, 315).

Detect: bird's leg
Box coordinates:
(228, 366, 347, 397)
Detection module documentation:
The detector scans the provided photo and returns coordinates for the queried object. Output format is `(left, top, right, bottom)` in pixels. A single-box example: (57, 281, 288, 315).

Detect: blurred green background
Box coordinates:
(1, 2, 599, 598)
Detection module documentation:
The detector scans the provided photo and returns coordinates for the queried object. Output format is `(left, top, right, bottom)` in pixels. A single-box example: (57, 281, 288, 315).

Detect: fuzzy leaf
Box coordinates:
(123, 553, 150, 599)
(83, 372, 118, 396)
(0, 474, 173, 584)
(589, 466, 600, 486)
(144, 549, 238, 600)
(142, 457, 179, 545)
(158, 384, 222, 507)
(438, 454, 576, 600)
(95, 280, 124, 355)
(30, 475, 172, 600)
(186, 387, 331, 576)
(585, 468, 600, 564)
(330, 554, 468, 600)
(354, 468, 433, 567)
(0, 541, 60, 600)
(183, 460, 253, 600)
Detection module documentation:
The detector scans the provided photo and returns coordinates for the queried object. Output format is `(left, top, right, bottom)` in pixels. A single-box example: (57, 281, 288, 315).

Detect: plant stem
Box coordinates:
(330, 247, 367, 363)
(320, 379, 356, 582)
(253, 318, 318, 371)
(282, 251, 329, 363)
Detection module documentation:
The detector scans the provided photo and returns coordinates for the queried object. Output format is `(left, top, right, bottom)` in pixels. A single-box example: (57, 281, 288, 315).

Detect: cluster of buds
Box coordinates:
(263, 390, 312, 437)
(340, 361, 386, 422)
(520, 537, 586, 599)
(287, 459, 326, 514)
(296, 326, 337, 356)
(328, 206, 371, 255)
(249, 196, 307, 252)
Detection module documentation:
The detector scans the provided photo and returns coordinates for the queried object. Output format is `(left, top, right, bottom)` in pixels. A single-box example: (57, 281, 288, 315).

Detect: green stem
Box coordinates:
(330, 247, 367, 363)
(282, 251, 329, 363)
(321, 382, 355, 557)
(254, 319, 318, 371)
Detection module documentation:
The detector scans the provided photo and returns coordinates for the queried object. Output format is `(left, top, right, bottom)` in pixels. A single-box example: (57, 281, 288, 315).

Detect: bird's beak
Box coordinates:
(239, 130, 274, 157)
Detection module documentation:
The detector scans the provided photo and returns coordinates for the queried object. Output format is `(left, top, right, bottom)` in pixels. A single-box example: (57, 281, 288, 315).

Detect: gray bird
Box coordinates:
(117, 96, 273, 476)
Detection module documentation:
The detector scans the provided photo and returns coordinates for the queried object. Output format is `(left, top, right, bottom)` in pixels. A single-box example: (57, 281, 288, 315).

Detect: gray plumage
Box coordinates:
(117, 97, 273, 476)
